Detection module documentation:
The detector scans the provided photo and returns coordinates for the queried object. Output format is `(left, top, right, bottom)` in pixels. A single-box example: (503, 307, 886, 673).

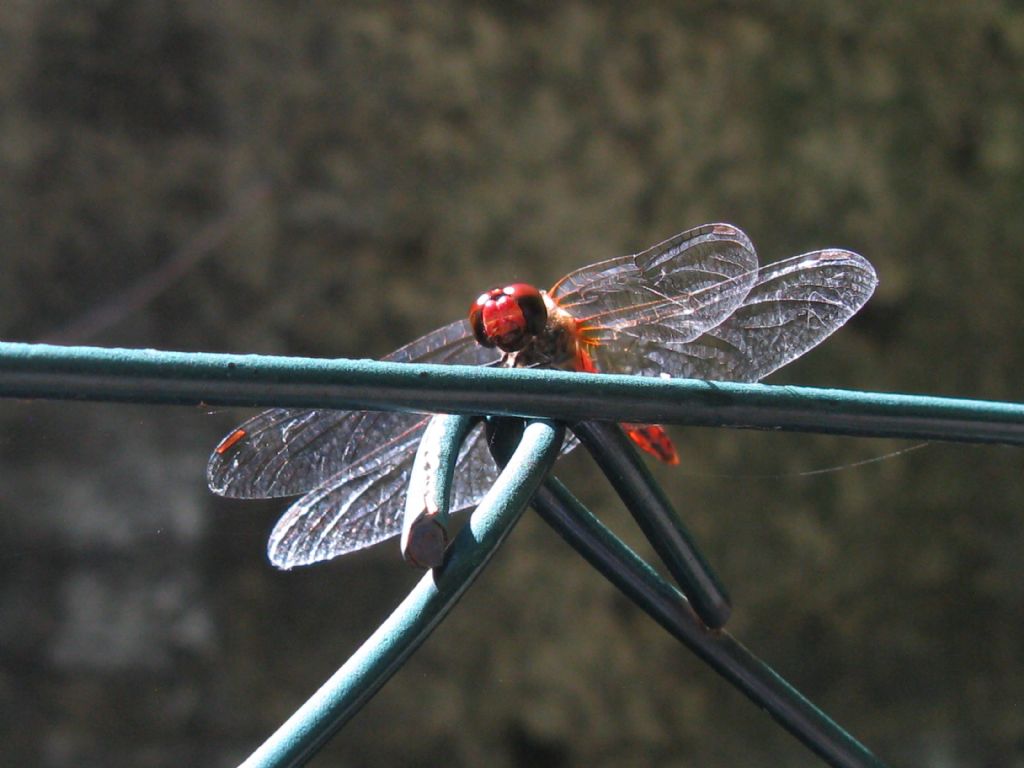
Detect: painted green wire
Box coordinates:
(239, 419, 564, 768)
(0, 341, 1022, 443)
(485, 418, 885, 768)
(531, 451, 886, 768)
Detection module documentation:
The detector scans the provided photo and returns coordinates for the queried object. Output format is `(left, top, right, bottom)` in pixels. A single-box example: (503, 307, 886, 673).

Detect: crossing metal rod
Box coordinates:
(238, 420, 564, 768)
(530, 478, 888, 768)
(481, 418, 885, 767)
(0, 341, 1022, 444)
(572, 420, 732, 630)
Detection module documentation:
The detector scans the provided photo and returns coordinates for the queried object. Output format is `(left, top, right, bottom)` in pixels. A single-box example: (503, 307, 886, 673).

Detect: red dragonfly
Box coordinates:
(208, 223, 877, 569)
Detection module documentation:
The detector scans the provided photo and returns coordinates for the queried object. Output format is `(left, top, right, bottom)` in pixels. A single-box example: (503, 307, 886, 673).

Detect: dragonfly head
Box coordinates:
(469, 283, 547, 353)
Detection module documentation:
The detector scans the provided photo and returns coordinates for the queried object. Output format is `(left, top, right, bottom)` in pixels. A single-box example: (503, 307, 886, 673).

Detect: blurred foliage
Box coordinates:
(1, 2, 1023, 766)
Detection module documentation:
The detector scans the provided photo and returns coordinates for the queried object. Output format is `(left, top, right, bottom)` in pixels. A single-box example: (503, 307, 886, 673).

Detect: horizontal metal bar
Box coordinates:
(0, 341, 1022, 445)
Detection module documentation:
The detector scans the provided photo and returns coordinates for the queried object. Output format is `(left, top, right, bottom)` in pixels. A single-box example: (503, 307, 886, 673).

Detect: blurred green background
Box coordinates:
(1, 2, 1023, 766)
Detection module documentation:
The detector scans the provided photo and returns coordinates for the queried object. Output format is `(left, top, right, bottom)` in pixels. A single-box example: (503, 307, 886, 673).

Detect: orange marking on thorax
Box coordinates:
(575, 344, 599, 373)
(215, 428, 247, 455)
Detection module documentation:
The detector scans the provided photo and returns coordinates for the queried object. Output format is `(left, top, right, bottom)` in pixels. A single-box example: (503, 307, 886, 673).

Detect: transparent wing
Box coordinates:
(207, 319, 499, 498)
(267, 420, 502, 568)
(266, 423, 581, 568)
(551, 223, 760, 352)
(592, 249, 877, 382)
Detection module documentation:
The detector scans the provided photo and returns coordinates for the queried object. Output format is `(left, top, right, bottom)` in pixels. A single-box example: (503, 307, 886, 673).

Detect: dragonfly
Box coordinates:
(208, 223, 877, 570)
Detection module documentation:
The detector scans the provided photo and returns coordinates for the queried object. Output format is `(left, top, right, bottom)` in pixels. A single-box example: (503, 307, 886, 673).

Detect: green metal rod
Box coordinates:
(572, 420, 731, 630)
(481, 418, 883, 767)
(530, 478, 887, 768)
(239, 420, 564, 768)
(0, 341, 1022, 444)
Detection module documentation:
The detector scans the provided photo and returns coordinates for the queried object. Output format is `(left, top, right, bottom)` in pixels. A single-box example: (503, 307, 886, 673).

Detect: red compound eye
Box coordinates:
(469, 283, 547, 352)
